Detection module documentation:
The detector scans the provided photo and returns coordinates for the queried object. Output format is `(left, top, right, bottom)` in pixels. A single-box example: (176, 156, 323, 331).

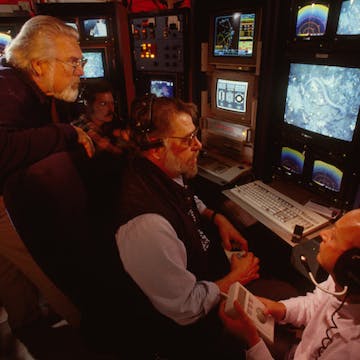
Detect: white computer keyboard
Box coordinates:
(223, 180, 329, 241)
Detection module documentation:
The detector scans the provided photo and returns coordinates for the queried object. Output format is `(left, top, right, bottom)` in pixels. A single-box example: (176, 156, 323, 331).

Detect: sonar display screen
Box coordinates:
(213, 12, 255, 57)
(312, 160, 343, 192)
(296, 3, 329, 37)
(337, 0, 360, 35)
(280, 147, 305, 175)
(284, 63, 360, 142)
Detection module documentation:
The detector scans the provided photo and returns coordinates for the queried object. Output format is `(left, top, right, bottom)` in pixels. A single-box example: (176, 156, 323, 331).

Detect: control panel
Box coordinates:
(130, 12, 187, 73)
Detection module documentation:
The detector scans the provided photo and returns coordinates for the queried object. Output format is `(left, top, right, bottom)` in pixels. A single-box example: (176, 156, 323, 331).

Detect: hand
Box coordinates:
(73, 126, 95, 158)
(214, 213, 248, 252)
(257, 297, 286, 322)
(219, 300, 260, 348)
(230, 252, 260, 285)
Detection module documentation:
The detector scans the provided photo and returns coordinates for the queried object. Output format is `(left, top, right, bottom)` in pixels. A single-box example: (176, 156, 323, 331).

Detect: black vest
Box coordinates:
(116, 156, 230, 359)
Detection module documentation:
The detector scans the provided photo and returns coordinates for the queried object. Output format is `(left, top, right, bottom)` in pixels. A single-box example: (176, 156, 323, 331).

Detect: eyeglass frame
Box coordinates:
(166, 127, 200, 147)
(54, 57, 88, 73)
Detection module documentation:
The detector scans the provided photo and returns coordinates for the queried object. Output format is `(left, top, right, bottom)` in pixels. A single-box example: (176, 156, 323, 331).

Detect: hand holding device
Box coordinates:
(224, 282, 274, 343)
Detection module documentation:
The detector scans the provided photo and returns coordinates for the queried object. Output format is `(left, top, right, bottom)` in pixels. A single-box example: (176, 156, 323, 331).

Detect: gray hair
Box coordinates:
(5, 15, 79, 73)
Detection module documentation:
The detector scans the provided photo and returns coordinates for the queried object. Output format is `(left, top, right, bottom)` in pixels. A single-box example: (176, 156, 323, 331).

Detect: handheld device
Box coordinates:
(224, 282, 275, 343)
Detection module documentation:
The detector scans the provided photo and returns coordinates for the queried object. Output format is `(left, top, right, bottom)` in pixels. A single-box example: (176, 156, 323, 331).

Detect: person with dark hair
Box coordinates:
(219, 209, 360, 360)
(72, 80, 126, 155)
(114, 95, 260, 359)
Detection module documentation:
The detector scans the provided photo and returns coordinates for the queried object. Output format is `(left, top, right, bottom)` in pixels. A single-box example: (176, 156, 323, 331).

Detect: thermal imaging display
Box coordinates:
(312, 160, 343, 192)
(296, 3, 329, 37)
(284, 63, 360, 142)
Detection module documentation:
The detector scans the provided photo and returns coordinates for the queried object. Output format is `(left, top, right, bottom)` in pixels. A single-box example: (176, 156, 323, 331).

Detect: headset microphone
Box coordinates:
(300, 255, 348, 296)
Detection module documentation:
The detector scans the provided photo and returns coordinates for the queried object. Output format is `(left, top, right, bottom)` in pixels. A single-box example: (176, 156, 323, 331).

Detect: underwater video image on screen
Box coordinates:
(336, 0, 360, 35)
(81, 51, 105, 79)
(284, 63, 360, 142)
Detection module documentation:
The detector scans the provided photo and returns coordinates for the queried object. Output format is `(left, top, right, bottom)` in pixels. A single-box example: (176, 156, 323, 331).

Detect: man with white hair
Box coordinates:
(0, 15, 94, 335)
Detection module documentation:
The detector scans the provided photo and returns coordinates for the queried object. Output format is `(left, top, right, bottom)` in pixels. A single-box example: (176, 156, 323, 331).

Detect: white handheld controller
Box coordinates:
(224, 282, 274, 344)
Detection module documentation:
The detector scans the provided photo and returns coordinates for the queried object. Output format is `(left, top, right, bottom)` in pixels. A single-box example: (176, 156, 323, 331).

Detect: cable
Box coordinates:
(315, 294, 348, 359)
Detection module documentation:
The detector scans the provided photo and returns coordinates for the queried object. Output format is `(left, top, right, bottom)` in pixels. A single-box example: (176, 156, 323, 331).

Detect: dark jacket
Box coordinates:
(0, 125, 78, 191)
(115, 156, 230, 359)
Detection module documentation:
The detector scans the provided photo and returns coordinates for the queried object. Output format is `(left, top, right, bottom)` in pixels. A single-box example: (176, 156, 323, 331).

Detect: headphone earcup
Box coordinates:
(333, 248, 360, 294)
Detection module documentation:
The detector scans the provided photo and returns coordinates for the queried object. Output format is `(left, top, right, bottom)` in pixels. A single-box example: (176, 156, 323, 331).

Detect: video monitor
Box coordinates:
(336, 0, 360, 35)
(280, 146, 305, 175)
(210, 70, 256, 126)
(0, 32, 11, 55)
(295, 2, 330, 37)
(311, 159, 343, 193)
(81, 49, 106, 79)
(82, 18, 108, 39)
(283, 63, 360, 142)
(216, 78, 248, 113)
(208, 8, 261, 69)
(150, 79, 174, 98)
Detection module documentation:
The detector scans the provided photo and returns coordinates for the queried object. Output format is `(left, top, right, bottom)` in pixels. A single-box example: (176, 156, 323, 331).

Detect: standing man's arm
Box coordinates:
(0, 124, 93, 181)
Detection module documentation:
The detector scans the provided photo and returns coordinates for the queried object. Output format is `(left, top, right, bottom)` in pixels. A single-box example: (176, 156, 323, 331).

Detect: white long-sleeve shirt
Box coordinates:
(115, 177, 221, 326)
(247, 277, 360, 360)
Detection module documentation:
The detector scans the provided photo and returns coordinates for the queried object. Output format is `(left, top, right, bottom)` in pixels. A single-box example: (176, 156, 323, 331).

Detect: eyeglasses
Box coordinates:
(55, 57, 88, 73)
(167, 127, 200, 147)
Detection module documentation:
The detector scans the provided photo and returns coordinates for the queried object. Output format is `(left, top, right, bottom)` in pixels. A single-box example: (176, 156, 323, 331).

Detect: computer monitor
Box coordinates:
(208, 8, 261, 70)
(150, 79, 174, 98)
(280, 146, 305, 175)
(81, 18, 108, 40)
(295, 2, 330, 37)
(210, 70, 256, 126)
(283, 62, 360, 143)
(0, 32, 11, 55)
(336, 0, 360, 36)
(311, 159, 343, 193)
(81, 49, 107, 79)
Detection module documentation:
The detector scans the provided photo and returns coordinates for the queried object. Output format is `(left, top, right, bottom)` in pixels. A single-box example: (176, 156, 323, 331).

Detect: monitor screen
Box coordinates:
(150, 79, 174, 98)
(210, 70, 255, 126)
(336, 0, 360, 35)
(311, 159, 343, 192)
(81, 50, 106, 79)
(208, 9, 261, 69)
(82, 18, 108, 39)
(216, 78, 248, 113)
(213, 12, 256, 57)
(0, 32, 11, 55)
(280, 146, 305, 175)
(283, 63, 360, 142)
(295, 3, 329, 37)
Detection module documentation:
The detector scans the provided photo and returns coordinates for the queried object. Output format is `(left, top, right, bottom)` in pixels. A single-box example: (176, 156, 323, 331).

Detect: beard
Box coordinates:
(54, 83, 79, 102)
(45, 65, 80, 102)
(163, 146, 199, 179)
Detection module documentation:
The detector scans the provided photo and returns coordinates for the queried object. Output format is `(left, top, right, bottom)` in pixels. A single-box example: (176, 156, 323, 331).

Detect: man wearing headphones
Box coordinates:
(114, 95, 260, 359)
(219, 209, 360, 359)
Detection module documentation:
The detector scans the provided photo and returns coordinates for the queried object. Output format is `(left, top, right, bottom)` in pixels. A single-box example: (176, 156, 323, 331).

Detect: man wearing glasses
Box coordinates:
(0, 15, 95, 344)
(114, 96, 260, 359)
